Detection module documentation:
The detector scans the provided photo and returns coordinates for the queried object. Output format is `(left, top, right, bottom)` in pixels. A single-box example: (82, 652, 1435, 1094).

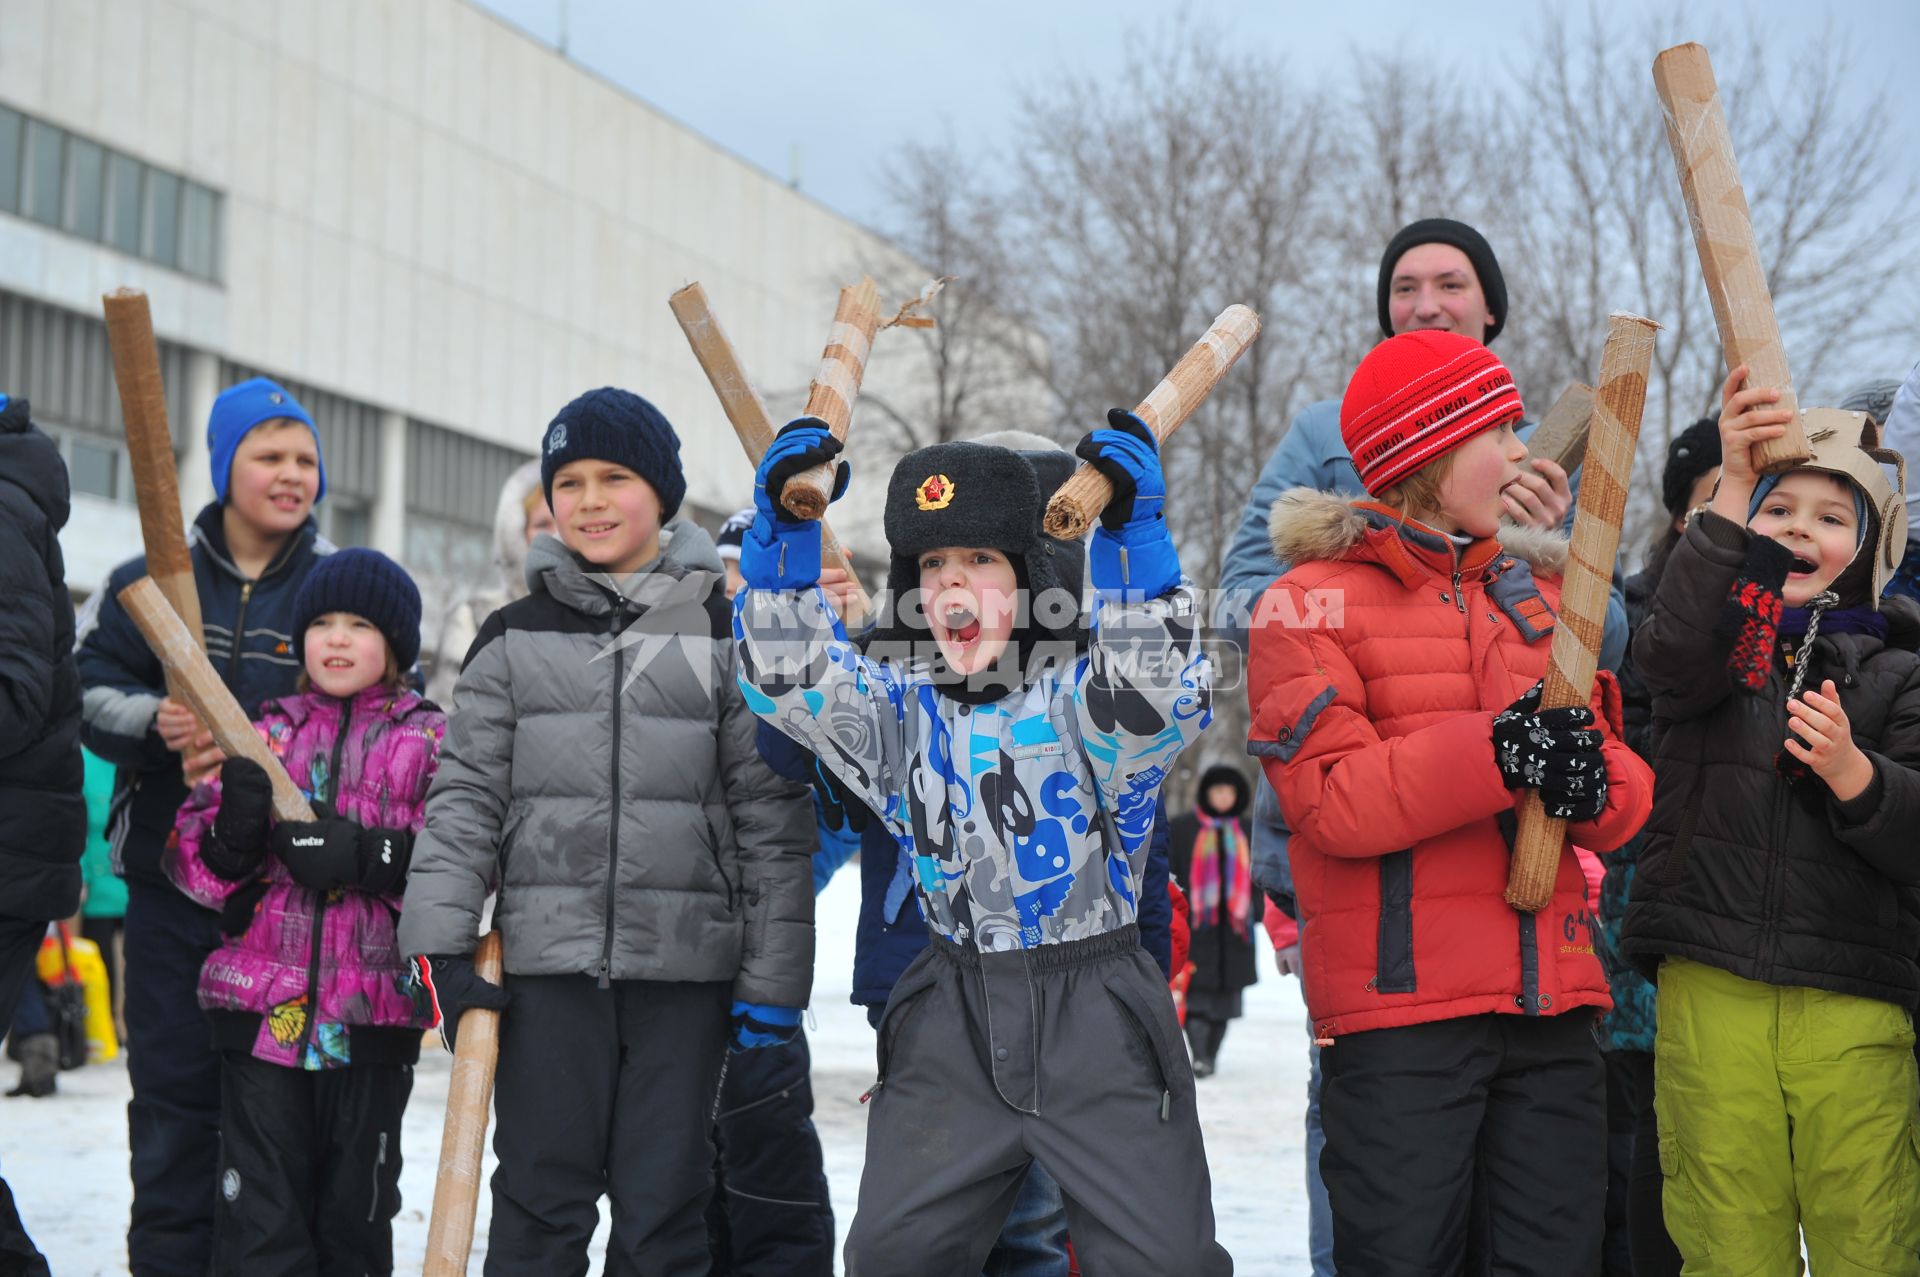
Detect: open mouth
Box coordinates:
(579, 521, 620, 538)
(269, 494, 303, 510)
(1788, 555, 1819, 576)
(938, 606, 982, 649)
(323, 657, 355, 670)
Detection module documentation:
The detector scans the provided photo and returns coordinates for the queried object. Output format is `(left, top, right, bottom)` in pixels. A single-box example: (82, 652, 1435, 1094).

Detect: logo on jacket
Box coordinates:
(915, 473, 954, 511)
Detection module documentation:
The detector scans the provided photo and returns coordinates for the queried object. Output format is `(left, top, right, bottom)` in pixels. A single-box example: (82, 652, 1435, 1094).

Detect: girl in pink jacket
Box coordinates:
(165, 548, 443, 1275)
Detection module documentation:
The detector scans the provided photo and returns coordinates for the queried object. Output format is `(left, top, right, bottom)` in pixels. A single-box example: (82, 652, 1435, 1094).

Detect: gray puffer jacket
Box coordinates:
(399, 521, 816, 1006)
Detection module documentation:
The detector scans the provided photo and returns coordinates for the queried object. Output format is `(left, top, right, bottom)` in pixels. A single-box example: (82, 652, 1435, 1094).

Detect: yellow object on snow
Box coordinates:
(36, 929, 119, 1063)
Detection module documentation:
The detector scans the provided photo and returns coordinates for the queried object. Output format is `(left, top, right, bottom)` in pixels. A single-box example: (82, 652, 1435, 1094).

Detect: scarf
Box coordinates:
(1189, 810, 1252, 938)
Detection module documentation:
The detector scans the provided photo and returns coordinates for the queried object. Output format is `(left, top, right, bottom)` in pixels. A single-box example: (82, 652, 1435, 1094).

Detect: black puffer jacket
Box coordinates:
(0, 396, 86, 921)
(1622, 512, 1920, 1010)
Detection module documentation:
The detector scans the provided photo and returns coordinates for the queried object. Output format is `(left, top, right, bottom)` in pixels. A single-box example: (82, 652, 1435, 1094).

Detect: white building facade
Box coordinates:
(0, 0, 927, 627)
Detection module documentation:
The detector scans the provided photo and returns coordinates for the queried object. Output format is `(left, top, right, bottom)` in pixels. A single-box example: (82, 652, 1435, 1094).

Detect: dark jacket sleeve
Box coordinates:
(1138, 798, 1173, 979)
(0, 506, 58, 761)
(74, 562, 173, 772)
(754, 720, 817, 785)
(1632, 512, 1773, 725)
(1828, 664, 1920, 885)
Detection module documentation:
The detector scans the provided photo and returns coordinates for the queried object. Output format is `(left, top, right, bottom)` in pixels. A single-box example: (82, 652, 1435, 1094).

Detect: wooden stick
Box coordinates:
(423, 930, 505, 1277)
(118, 577, 314, 823)
(1505, 313, 1659, 913)
(1653, 43, 1807, 473)
(103, 288, 203, 700)
(1524, 382, 1597, 476)
(1044, 305, 1263, 541)
(667, 282, 869, 621)
(779, 277, 884, 521)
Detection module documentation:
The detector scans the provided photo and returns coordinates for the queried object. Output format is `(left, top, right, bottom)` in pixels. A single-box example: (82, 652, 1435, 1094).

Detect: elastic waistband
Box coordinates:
(928, 923, 1142, 972)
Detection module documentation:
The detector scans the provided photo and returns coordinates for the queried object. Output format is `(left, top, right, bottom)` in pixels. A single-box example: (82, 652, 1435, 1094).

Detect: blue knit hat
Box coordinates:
(207, 377, 326, 504)
(292, 548, 422, 672)
(539, 387, 685, 521)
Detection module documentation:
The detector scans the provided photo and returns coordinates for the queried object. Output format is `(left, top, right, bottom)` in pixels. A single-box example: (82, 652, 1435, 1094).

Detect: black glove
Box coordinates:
(205, 758, 273, 880)
(355, 826, 413, 895)
(757, 418, 849, 523)
(405, 953, 511, 1051)
(271, 806, 361, 893)
(1492, 683, 1609, 823)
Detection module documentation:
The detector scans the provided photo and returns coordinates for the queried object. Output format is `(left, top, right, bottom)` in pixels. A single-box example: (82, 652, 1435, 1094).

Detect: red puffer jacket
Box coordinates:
(1246, 491, 1653, 1042)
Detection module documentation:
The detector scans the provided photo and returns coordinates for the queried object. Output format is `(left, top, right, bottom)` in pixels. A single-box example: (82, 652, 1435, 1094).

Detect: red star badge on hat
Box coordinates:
(915, 473, 954, 511)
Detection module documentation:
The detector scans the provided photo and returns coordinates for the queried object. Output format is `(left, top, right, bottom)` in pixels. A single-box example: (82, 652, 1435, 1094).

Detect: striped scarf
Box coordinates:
(1189, 811, 1252, 938)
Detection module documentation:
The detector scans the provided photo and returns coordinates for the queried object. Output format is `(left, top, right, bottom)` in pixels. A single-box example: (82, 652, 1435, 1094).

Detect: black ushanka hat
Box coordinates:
(875, 441, 1085, 659)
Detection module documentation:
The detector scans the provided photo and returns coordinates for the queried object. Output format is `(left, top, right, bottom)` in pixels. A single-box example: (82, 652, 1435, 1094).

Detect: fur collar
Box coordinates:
(1266, 487, 1569, 575)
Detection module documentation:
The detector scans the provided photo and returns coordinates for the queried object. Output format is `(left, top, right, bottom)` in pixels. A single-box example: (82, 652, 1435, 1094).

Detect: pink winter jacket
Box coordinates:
(166, 686, 445, 1069)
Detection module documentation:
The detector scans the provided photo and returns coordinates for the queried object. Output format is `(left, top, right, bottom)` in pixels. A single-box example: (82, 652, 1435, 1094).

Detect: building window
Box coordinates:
(106, 152, 142, 255)
(0, 106, 222, 282)
(64, 137, 104, 241)
(0, 106, 20, 214)
(180, 183, 218, 279)
(323, 500, 370, 549)
(24, 119, 62, 226)
(68, 437, 120, 501)
(144, 169, 179, 269)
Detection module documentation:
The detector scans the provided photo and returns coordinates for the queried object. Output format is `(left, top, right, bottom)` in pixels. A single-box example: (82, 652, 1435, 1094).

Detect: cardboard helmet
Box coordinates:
(1794, 407, 1909, 606)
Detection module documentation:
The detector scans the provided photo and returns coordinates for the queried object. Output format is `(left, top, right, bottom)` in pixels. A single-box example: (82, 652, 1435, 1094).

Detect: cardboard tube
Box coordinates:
(1525, 382, 1597, 476)
(779, 277, 884, 521)
(1044, 305, 1262, 541)
(422, 931, 504, 1277)
(667, 282, 869, 621)
(118, 577, 314, 822)
(1653, 43, 1808, 472)
(1505, 313, 1660, 913)
(104, 289, 203, 699)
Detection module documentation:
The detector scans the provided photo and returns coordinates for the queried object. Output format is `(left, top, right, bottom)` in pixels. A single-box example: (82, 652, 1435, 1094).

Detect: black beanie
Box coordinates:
(1377, 219, 1508, 344)
(1662, 417, 1723, 519)
(539, 387, 687, 522)
(293, 548, 422, 672)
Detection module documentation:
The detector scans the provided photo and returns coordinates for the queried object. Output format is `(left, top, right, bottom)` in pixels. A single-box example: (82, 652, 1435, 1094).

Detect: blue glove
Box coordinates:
(1074, 410, 1165, 531)
(742, 419, 848, 590)
(729, 1000, 802, 1052)
(1076, 410, 1180, 600)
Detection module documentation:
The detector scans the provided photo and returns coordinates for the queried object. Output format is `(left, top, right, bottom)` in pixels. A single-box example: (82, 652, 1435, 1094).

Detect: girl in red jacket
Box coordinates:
(1246, 330, 1654, 1275)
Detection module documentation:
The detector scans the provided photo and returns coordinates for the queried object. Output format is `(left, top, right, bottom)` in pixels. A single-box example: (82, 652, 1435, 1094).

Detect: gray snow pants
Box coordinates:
(844, 924, 1233, 1277)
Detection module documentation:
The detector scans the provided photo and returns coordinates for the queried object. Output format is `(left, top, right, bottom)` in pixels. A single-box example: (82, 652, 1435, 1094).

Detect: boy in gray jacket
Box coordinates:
(399, 388, 815, 1276)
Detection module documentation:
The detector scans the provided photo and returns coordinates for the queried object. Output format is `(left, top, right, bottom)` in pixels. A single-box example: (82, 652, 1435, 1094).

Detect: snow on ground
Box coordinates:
(2, 868, 1312, 1274)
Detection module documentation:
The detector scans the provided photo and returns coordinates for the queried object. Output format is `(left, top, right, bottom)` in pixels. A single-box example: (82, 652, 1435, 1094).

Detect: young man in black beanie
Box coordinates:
(399, 387, 815, 1275)
(736, 412, 1230, 1275)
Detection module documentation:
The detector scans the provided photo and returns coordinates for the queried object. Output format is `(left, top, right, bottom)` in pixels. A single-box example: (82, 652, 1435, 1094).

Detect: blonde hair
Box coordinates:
(1374, 449, 1458, 524)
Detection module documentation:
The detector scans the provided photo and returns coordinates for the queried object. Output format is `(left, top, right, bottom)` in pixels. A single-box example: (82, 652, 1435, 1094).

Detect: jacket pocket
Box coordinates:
(1374, 850, 1415, 994)
(703, 815, 736, 911)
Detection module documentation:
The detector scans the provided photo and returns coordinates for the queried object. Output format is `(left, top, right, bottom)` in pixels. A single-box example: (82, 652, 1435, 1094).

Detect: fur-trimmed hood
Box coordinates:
(1266, 486, 1568, 577)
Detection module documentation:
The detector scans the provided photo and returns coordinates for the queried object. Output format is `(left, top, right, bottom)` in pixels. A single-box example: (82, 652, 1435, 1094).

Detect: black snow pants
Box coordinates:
(844, 924, 1232, 1277)
(212, 1051, 412, 1276)
(707, 1029, 835, 1275)
(1320, 1010, 1606, 1277)
(484, 974, 731, 1277)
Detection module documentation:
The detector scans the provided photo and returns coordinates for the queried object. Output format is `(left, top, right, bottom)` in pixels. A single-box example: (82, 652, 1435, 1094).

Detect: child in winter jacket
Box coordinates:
(398, 388, 815, 1275)
(1247, 330, 1654, 1274)
(1622, 366, 1920, 1273)
(163, 548, 439, 1274)
(76, 376, 331, 1273)
(736, 411, 1230, 1276)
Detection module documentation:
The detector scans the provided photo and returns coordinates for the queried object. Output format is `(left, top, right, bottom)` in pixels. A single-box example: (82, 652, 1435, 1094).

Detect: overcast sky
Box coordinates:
(469, 0, 1917, 240)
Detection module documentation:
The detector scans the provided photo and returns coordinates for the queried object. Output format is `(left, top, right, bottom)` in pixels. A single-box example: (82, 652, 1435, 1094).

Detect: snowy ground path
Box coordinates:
(2, 869, 1312, 1274)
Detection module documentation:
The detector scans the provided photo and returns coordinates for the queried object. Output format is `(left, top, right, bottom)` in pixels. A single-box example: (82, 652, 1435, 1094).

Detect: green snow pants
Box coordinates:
(1654, 958, 1920, 1276)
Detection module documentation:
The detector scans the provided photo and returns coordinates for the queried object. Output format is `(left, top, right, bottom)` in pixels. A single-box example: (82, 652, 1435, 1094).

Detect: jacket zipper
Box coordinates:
(227, 581, 254, 680)
(598, 600, 629, 989)
(294, 697, 352, 1065)
(1757, 728, 1793, 983)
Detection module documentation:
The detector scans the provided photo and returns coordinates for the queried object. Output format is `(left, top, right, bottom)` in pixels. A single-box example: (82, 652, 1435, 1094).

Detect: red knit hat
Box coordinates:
(1340, 330, 1525, 495)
